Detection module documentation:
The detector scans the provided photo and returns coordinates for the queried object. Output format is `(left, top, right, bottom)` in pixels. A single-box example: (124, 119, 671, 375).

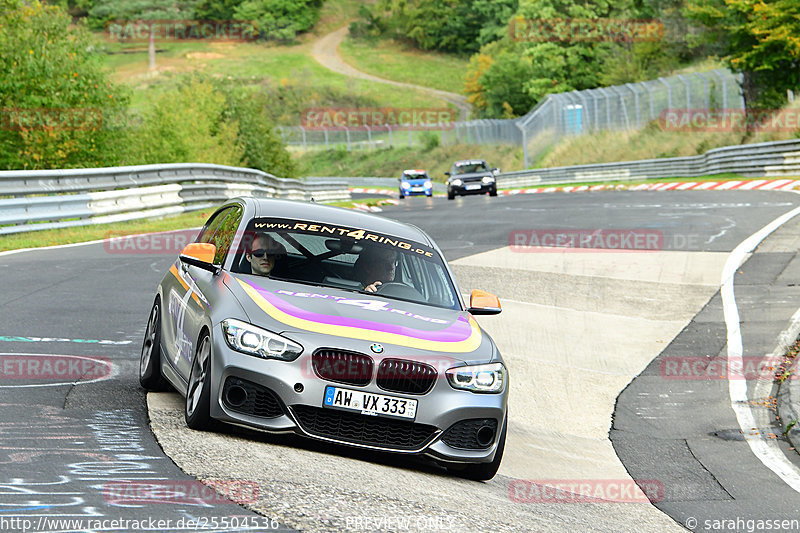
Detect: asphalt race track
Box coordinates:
(2, 189, 800, 532)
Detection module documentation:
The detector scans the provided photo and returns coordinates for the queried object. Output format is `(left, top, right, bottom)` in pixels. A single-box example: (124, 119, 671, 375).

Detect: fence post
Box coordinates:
(695, 72, 710, 110)
(677, 74, 691, 111)
(324, 128, 329, 148)
(713, 70, 728, 110)
(516, 122, 528, 168)
(300, 126, 307, 149)
(573, 90, 589, 132)
(344, 127, 351, 151)
(365, 125, 371, 148)
(626, 84, 641, 127)
(644, 82, 656, 120)
(408, 123, 412, 147)
(388, 125, 393, 147)
(658, 77, 673, 109)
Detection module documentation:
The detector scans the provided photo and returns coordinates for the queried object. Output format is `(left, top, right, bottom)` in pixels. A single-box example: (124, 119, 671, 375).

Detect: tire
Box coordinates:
(139, 298, 169, 391)
(399, 193, 405, 199)
(185, 332, 213, 430)
(489, 188, 498, 197)
(448, 415, 507, 481)
(447, 190, 455, 200)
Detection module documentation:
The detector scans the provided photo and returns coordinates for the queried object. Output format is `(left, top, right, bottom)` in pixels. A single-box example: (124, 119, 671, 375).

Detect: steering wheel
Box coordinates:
(375, 282, 424, 301)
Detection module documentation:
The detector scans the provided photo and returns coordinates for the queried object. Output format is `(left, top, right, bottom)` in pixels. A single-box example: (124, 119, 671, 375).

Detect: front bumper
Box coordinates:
(400, 185, 433, 196)
(208, 327, 507, 464)
(450, 182, 496, 196)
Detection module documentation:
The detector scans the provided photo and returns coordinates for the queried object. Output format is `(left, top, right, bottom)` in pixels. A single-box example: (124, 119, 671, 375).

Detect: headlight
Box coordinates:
(221, 319, 303, 361)
(451, 179, 463, 186)
(401, 181, 410, 189)
(424, 180, 432, 188)
(446, 362, 506, 393)
(482, 176, 495, 184)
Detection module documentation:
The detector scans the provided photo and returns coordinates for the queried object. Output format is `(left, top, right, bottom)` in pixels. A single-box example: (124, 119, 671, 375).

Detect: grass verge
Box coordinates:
(0, 211, 211, 253)
(338, 36, 469, 94)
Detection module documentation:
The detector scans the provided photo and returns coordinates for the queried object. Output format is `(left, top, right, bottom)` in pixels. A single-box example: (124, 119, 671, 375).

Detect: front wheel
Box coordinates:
(139, 299, 169, 391)
(448, 415, 507, 481)
(185, 333, 213, 430)
(489, 188, 498, 197)
(399, 193, 405, 199)
(447, 191, 455, 200)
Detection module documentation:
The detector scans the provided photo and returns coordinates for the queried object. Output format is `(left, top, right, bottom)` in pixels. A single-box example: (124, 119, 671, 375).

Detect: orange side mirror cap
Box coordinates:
(179, 243, 219, 273)
(468, 289, 501, 315)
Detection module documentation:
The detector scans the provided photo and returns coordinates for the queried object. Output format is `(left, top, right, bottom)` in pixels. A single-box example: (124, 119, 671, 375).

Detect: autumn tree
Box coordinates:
(0, 0, 128, 169)
(687, 0, 800, 108)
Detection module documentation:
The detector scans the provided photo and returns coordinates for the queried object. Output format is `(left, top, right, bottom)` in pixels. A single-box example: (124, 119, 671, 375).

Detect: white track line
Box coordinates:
(722, 197, 800, 492)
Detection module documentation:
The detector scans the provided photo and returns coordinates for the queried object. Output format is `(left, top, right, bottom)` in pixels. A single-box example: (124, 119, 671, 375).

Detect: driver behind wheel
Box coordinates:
(245, 233, 286, 277)
(354, 246, 397, 293)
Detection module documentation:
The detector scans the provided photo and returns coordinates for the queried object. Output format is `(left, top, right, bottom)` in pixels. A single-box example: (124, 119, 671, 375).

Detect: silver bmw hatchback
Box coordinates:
(140, 197, 508, 480)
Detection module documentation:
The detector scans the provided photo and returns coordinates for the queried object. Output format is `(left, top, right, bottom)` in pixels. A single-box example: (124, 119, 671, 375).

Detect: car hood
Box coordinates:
(450, 171, 493, 180)
(225, 274, 488, 358)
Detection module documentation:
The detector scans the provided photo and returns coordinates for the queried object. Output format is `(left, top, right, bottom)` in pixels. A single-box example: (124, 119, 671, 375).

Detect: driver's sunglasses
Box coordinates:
(250, 249, 276, 258)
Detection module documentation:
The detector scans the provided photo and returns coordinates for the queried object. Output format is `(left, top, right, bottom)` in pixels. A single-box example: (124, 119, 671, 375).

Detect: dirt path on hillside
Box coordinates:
(310, 26, 472, 120)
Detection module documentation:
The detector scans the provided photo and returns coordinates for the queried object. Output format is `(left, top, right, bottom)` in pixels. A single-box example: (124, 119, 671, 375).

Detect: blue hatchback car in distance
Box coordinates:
(399, 169, 433, 199)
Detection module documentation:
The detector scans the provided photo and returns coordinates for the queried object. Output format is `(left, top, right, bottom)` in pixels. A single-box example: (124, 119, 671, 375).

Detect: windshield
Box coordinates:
(231, 217, 461, 310)
(453, 161, 488, 174)
(403, 172, 428, 180)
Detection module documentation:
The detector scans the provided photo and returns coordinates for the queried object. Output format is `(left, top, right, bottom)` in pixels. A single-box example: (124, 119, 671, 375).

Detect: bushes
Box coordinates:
(122, 79, 244, 166)
(0, 0, 129, 169)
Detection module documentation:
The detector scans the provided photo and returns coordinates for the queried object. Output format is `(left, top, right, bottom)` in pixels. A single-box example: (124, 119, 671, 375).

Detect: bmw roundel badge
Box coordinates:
(370, 343, 384, 354)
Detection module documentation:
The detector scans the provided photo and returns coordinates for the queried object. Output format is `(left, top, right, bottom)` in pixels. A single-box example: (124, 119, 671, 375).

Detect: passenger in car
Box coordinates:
(354, 246, 398, 292)
(246, 233, 286, 277)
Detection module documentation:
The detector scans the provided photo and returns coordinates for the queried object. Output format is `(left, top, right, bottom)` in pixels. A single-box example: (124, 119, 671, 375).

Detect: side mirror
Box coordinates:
(492, 168, 500, 175)
(467, 289, 501, 315)
(444, 171, 451, 176)
(179, 243, 218, 273)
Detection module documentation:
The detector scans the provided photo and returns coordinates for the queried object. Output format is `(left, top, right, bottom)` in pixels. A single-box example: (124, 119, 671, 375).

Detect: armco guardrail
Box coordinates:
(496, 138, 800, 188)
(0, 163, 349, 235)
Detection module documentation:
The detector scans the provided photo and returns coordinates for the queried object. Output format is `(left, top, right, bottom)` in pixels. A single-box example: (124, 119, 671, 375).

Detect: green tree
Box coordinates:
(687, 0, 800, 108)
(480, 49, 535, 117)
(194, 0, 242, 19)
(122, 79, 244, 166)
(377, 0, 518, 55)
(234, 0, 322, 41)
(0, 0, 129, 169)
(224, 89, 296, 178)
(90, 0, 199, 70)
